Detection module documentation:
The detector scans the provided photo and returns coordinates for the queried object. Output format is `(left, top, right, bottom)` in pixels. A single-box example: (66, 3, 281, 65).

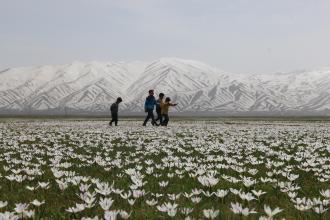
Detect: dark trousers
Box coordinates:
(155, 110, 163, 125)
(110, 113, 118, 126)
(162, 114, 169, 126)
(143, 109, 156, 125)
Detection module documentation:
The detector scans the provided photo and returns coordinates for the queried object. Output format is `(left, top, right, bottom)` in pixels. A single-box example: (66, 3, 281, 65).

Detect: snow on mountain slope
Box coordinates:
(0, 61, 148, 111)
(0, 65, 62, 109)
(127, 58, 225, 100)
(252, 68, 330, 110)
(0, 58, 330, 115)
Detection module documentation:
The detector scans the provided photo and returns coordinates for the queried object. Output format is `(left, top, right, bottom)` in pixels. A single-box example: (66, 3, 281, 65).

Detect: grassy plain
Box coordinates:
(0, 118, 329, 219)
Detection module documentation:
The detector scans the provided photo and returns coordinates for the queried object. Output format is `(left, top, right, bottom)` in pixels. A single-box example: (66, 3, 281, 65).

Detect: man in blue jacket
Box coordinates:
(143, 89, 157, 126)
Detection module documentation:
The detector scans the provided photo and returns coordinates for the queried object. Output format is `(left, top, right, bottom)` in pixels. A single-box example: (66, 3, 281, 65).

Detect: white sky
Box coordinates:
(1, 0, 330, 74)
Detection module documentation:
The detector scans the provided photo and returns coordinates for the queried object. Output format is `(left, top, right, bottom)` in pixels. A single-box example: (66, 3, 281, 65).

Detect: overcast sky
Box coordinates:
(1, 0, 330, 74)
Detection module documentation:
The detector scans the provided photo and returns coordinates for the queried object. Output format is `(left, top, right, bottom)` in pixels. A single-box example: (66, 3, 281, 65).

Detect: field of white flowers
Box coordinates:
(0, 119, 330, 220)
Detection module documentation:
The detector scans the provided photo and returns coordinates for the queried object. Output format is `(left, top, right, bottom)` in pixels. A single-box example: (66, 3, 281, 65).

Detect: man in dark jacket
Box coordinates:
(143, 90, 157, 126)
(109, 97, 122, 126)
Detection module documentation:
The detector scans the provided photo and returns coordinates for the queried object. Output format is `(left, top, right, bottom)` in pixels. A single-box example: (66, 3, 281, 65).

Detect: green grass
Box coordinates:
(0, 119, 329, 219)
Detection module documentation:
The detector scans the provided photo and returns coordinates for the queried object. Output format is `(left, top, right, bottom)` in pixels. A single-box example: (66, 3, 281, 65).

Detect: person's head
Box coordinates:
(116, 97, 122, 103)
(165, 97, 171, 102)
(148, 89, 154, 96)
(159, 93, 164, 99)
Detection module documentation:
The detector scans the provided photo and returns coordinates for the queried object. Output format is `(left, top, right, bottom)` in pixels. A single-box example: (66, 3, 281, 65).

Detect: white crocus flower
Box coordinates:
(128, 199, 136, 206)
(95, 183, 112, 196)
(230, 202, 257, 216)
(320, 189, 330, 198)
(168, 193, 181, 201)
(0, 211, 19, 220)
(242, 177, 257, 187)
(104, 210, 118, 220)
(252, 190, 266, 198)
(197, 175, 219, 187)
(112, 188, 123, 195)
(191, 188, 202, 195)
(180, 208, 193, 215)
(56, 179, 68, 191)
(79, 192, 96, 208)
(120, 191, 132, 199)
(79, 184, 91, 192)
(167, 208, 177, 217)
(14, 203, 29, 214)
(146, 199, 158, 206)
(287, 191, 297, 198)
(99, 198, 114, 211)
(0, 201, 8, 209)
(229, 188, 241, 195)
(230, 202, 243, 215)
(26, 186, 37, 191)
(119, 210, 131, 219)
(294, 204, 312, 211)
(23, 210, 35, 218)
(159, 181, 169, 187)
(191, 197, 202, 204)
(31, 199, 45, 207)
(214, 189, 228, 198)
(203, 208, 219, 219)
(239, 192, 255, 201)
(202, 191, 213, 197)
(241, 207, 257, 216)
(313, 205, 328, 214)
(132, 189, 146, 199)
(264, 205, 283, 218)
(157, 202, 178, 217)
(66, 203, 85, 213)
(38, 181, 50, 189)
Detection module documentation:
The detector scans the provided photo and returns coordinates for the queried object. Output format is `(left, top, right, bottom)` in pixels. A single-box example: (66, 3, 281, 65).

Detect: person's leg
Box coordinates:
(164, 114, 169, 126)
(159, 113, 163, 125)
(155, 110, 161, 125)
(160, 114, 164, 126)
(151, 111, 156, 125)
(160, 114, 166, 126)
(114, 113, 118, 126)
(110, 113, 115, 126)
(143, 110, 151, 125)
(143, 116, 149, 126)
(155, 110, 160, 121)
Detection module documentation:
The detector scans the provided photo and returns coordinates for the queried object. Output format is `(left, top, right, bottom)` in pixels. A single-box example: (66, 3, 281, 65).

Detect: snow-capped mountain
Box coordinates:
(0, 57, 330, 115)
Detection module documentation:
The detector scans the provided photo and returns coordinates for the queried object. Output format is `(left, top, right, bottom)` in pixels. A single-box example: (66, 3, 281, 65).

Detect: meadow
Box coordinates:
(0, 118, 330, 219)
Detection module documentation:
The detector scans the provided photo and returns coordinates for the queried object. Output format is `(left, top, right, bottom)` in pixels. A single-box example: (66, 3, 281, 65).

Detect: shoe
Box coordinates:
(109, 122, 112, 126)
(142, 123, 146, 126)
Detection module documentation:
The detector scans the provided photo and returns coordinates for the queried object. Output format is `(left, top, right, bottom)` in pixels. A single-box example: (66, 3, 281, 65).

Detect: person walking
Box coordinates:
(143, 90, 157, 126)
(155, 93, 165, 126)
(161, 97, 177, 126)
(109, 97, 122, 126)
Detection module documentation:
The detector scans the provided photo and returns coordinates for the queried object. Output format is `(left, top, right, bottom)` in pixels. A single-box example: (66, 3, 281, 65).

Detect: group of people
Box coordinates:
(109, 89, 177, 126)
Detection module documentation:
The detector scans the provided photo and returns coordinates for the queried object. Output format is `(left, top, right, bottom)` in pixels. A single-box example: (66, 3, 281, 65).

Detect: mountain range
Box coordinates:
(1, 57, 330, 116)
